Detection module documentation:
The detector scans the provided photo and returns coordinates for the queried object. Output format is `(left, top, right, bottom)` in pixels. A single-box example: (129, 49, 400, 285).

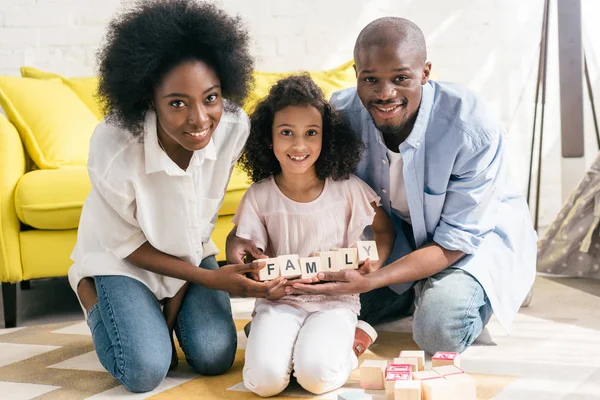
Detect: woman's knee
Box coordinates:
(184, 333, 237, 376)
(243, 364, 290, 397)
(118, 347, 171, 393)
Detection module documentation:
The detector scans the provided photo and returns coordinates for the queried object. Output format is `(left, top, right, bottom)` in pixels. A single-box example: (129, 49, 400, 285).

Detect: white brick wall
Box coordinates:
(1, 0, 599, 228)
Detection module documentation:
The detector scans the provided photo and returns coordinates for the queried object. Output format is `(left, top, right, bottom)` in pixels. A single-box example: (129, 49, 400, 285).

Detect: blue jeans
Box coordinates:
(87, 256, 237, 393)
(360, 267, 493, 355)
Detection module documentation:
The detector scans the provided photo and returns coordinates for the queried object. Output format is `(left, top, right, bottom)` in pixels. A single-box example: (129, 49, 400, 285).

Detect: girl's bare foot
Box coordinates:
(77, 277, 98, 312)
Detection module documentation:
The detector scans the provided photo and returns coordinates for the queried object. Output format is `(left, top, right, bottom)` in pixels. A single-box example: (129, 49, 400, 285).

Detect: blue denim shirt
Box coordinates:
(331, 81, 537, 332)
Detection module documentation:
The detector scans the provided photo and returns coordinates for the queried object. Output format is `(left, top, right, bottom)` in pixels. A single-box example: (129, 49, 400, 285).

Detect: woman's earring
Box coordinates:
(269, 144, 273, 149)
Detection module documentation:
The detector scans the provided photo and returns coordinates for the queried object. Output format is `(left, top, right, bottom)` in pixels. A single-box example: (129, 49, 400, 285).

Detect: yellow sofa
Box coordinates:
(0, 62, 356, 327)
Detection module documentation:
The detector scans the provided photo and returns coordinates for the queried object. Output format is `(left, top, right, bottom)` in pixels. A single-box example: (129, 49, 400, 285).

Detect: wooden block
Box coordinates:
(299, 256, 322, 279)
(277, 255, 301, 279)
(399, 350, 425, 371)
(387, 364, 412, 373)
(432, 365, 464, 377)
(312, 251, 340, 272)
(431, 352, 460, 368)
(393, 379, 421, 400)
(412, 370, 442, 381)
(384, 371, 411, 399)
(352, 240, 379, 262)
(421, 378, 452, 400)
(337, 391, 372, 400)
(444, 373, 476, 400)
(392, 357, 418, 372)
(359, 359, 388, 390)
(334, 248, 359, 269)
(258, 258, 280, 281)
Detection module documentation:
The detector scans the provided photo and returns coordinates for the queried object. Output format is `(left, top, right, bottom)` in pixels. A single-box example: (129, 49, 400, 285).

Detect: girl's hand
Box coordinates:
(208, 262, 286, 298)
(287, 269, 372, 296)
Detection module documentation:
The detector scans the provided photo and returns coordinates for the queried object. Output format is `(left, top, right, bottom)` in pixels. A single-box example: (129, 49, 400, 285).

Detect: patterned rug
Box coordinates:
(0, 319, 514, 399)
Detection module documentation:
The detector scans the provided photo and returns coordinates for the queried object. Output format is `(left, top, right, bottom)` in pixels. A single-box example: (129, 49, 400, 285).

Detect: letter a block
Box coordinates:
(277, 255, 301, 279)
(258, 258, 280, 281)
(299, 256, 322, 279)
(312, 251, 340, 272)
(352, 240, 379, 263)
(335, 248, 358, 270)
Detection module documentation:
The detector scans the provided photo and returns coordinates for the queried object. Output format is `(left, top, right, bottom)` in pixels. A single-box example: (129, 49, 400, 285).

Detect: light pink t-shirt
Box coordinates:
(232, 174, 381, 314)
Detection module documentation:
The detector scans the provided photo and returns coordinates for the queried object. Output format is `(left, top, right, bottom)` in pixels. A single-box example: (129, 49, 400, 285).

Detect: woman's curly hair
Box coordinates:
(97, 0, 254, 137)
(240, 74, 363, 182)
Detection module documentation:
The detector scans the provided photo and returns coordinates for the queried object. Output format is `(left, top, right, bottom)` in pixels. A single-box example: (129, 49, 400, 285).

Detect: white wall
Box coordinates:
(1, 0, 600, 229)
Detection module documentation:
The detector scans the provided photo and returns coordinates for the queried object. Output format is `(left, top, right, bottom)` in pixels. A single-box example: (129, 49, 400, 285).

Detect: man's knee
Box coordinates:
(412, 312, 469, 355)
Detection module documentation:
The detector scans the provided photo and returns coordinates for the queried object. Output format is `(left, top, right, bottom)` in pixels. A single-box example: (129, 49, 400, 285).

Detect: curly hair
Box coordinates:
(97, 0, 254, 137)
(240, 74, 363, 182)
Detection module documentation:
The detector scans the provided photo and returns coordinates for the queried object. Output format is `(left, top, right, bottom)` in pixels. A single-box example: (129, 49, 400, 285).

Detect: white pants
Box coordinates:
(243, 302, 358, 397)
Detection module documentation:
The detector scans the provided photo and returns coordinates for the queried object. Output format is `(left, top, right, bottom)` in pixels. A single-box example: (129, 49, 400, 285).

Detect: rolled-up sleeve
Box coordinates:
(433, 129, 505, 254)
(88, 167, 147, 259)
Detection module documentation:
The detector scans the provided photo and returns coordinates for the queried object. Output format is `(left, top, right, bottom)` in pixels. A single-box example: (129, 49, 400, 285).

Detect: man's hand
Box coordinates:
(207, 262, 286, 298)
(287, 269, 372, 296)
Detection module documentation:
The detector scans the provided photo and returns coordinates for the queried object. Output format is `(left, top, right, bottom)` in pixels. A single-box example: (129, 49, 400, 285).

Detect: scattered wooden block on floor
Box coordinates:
(334, 248, 359, 269)
(399, 350, 425, 371)
(431, 351, 460, 367)
(412, 370, 442, 381)
(337, 391, 372, 400)
(359, 359, 388, 390)
(444, 372, 476, 400)
(299, 256, 322, 279)
(352, 240, 379, 263)
(421, 377, 452, 400)
(312, 251, 340, 272)
(384, 371, 411, 399)
(432, 365, 464, 377)
(258, 258, 280, 281)
(392, 357, 418, 372)
(277, 255, 301, 279)
(393, 379, 421, 400)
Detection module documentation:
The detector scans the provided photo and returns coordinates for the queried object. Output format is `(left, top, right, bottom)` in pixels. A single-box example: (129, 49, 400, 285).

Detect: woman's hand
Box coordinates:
(287, 269, 372, 296)
(226, 227, 265, 265)
(206, 262, 286, 298)
(357, 258, 379, 275)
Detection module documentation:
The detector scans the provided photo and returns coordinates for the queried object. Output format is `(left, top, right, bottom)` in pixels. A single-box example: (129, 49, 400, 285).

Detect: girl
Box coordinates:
(68, 0, 285, 393)
(232, 74, 396, 396)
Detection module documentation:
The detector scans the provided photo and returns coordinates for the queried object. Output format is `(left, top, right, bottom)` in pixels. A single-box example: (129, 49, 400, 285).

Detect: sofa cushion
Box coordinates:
(14, 165, 250, 230)
(0, 76, 98, 169)
(15, 167, 91, 230)
(20, 67, 103, 120)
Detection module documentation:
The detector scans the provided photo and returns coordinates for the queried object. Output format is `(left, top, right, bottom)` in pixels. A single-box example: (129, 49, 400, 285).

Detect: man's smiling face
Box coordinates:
(354, 41, 431, 142)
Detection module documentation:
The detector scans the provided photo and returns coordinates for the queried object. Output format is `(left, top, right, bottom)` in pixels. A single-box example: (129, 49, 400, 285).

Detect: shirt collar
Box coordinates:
(144, 111, 216, 175)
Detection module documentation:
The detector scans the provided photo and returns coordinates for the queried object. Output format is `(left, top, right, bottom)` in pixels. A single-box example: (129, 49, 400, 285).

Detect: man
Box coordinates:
(228, 17, 536, 355)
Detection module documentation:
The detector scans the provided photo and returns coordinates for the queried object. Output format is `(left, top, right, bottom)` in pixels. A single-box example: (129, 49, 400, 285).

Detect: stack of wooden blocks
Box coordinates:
(257, 241, 379, 281)
(339, 350, 476, 400)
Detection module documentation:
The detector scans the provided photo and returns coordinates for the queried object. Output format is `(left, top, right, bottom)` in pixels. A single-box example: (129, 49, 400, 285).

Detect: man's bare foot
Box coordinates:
(77, 277, 98, 312)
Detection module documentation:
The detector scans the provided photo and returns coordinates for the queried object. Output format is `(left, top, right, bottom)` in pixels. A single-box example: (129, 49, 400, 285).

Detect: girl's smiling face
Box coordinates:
(271, 105, 323, 178)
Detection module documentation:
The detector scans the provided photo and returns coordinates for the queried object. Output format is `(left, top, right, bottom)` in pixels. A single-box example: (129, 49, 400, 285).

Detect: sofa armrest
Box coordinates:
(0, 114, 26, 283)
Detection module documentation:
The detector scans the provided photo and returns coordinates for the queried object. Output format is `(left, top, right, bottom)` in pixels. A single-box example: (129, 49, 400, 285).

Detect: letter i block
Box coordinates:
(359, 359, 388, 390)
(335, 248, 359, 269)
(258, 258, 280, 281)
(399, 350, 425, 371)
(277, 255, 301, 279)
(299, 256, 322, 279)
(352, 240, 379, 263)
(312, 251, 340, 272)
(431, 351, 460, 368)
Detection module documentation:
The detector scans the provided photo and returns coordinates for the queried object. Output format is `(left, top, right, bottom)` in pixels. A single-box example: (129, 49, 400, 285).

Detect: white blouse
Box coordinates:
(69, 108, 249, 301)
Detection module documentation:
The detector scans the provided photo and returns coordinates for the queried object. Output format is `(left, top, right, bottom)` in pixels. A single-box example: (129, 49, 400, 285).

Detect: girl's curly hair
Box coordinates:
(97, 0, 254, 137)
(240, 74, 363, 182)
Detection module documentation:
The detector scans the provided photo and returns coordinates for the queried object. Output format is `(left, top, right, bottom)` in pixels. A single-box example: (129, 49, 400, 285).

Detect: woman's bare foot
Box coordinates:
(77, 277, 98, 312)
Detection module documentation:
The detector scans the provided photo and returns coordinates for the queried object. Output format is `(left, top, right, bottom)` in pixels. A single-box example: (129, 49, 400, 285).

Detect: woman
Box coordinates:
(68, 0, 285, 392)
